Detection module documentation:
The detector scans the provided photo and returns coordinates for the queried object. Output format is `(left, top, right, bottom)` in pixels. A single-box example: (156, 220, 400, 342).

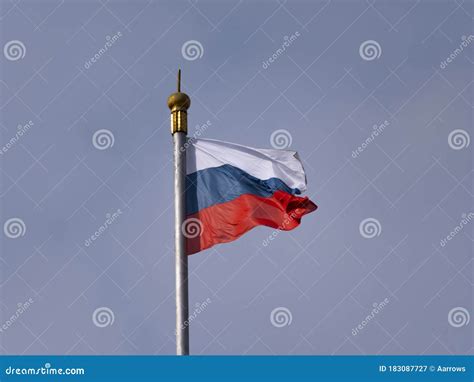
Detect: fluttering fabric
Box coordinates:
(185, 139, 317, 255)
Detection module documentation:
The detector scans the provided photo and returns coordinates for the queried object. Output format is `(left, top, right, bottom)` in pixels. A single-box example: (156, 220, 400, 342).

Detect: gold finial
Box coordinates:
(168, 69, 190, 135)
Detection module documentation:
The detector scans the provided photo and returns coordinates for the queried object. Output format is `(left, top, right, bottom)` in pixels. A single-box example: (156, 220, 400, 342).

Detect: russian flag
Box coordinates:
(185, 139, 317, 255)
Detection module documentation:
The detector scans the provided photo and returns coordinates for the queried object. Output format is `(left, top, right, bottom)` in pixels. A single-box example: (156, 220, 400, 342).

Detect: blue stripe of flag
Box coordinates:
(186, 164, 300, 215)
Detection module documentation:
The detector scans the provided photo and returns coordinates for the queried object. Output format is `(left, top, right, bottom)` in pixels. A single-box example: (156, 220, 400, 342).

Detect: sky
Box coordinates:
(0, 0, 472, 355)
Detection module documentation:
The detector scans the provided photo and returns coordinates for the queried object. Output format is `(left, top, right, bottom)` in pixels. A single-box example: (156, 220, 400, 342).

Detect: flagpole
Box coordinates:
(168, 70, 190, 355)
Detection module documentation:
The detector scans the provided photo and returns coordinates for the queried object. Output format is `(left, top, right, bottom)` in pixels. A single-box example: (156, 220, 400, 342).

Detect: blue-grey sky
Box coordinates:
(0, 0, 472, 355)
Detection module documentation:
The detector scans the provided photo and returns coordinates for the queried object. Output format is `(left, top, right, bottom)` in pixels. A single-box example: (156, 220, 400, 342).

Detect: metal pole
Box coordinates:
(168, 70, 190, 355)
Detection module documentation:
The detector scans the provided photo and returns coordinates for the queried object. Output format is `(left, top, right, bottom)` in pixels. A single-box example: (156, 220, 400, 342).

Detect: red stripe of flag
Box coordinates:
(185, 190, 317, 255)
